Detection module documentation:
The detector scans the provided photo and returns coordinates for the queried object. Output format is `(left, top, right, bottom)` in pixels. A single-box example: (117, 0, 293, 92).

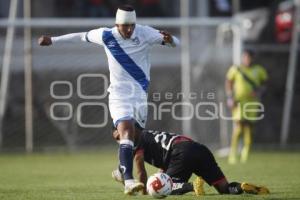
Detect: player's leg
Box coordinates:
(117, 120, 144, 195)
(166, 142, 206, 196)
(190, 143, 242, 194)
(241, 121, 252, 163)
(213, 179, 243, 194)
(240, 101, 258, 163)
(191, 142, 269, 195)
(165, 142, 195, 195)
(213, 178, 270, 195)
(117, 120, 135, 181)
(228, 121, 242, 164)
(109, 98, 146, 195)
(191, 143, 239, 194)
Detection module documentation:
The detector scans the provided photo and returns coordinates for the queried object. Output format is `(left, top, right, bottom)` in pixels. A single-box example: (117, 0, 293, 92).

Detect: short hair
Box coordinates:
(243, 49, 255, 58)
(118, 5, 135, 12)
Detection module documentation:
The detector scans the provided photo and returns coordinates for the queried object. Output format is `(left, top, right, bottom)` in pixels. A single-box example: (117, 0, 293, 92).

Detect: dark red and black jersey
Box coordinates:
(134, 130, 192, 171)
(134, 130, 225, 185)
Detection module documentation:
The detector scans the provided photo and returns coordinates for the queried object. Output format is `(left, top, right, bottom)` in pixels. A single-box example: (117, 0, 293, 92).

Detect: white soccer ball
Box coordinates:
(146, 172, 173, 199)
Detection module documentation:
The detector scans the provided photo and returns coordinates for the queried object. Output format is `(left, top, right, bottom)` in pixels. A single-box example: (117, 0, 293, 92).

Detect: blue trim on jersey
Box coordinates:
(102, 30, 149, 92)
(85, 32, 91, 42)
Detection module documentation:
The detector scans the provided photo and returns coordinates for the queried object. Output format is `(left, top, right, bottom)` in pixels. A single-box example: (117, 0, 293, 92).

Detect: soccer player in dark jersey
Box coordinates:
(112, 128, 270, 196)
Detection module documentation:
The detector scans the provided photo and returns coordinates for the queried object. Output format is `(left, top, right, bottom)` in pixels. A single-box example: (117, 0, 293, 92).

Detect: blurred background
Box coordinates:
(0, 0, 299, 153)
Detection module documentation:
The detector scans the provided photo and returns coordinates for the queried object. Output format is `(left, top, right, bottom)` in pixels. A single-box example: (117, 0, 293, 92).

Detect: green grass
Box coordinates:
(0, 150, 300, 200)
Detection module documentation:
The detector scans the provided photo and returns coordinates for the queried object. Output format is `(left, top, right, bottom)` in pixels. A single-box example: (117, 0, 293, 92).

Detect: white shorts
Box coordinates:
(109, 97, 148, 129)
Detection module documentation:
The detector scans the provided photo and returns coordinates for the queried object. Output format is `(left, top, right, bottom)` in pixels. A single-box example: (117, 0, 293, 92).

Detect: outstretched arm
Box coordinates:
(134, 150, 148, 194)
(38, 32, 88, 46)
(145, 26, 179, 47)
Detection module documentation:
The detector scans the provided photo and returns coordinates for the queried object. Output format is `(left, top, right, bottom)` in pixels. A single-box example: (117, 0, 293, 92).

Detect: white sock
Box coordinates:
(125, 179, 135, 186)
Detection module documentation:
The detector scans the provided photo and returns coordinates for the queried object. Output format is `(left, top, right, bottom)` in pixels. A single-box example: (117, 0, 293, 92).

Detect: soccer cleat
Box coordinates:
(124, 180, 144, 195)
(112, 169, 124, 184)
(228, 182, 243, 194)
(193, 176, 205, 196)
(241, 182, 270, 195)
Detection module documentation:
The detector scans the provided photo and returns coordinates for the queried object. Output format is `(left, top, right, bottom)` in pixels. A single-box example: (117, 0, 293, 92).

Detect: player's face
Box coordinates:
(116, 24, 135, 39)
(242, 52, 252, 67)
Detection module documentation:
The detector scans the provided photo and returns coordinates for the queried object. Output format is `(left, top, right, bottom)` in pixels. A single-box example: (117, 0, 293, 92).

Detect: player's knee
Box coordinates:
(117, 121, 135, 139)
(119, 129, 134, 140)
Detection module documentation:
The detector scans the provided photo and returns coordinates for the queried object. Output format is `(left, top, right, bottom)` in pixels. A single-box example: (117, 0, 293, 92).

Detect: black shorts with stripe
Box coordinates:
(166, 141, 225, 185)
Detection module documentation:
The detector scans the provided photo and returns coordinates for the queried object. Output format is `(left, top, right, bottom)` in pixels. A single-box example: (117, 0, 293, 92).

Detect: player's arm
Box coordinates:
(145, 26, 179, 47)
(225, 79, 234, 97)
(38, 28, 104, 46)
(134, 149, 148, 195)
(225, 66, 237, 108)
(255, 66, 268, 98)
(225, 79, 235, 108)
(38, 32, 88, 46)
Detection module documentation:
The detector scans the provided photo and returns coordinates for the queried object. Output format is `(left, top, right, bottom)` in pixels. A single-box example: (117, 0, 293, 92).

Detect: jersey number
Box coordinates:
(154, 131, 176, 150)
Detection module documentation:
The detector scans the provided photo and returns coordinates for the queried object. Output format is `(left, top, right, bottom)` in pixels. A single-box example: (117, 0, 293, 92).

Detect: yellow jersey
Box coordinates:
(226, 64, 268, 102)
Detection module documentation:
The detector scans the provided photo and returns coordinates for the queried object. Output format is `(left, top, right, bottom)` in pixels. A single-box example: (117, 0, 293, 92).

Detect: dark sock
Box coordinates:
(228, 182, 243, 194)
(171, 183, 193, 195)
(119, 140, 134, 180)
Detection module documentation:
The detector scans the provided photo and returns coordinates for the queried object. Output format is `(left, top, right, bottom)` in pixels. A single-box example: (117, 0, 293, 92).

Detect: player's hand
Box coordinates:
(38, 36, 52, 46)
(159, 30, 173, 44)
(250, 91, 257, 97)
(227, 97, 235, 109)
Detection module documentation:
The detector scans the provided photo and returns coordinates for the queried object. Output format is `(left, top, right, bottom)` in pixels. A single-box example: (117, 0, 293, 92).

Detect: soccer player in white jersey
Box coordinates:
(38, 5, 179, 195)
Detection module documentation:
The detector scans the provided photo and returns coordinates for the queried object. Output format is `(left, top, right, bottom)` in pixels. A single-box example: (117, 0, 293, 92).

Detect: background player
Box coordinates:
(112, 128, 270, 196)
(38, 5, 179, 195)
(226, 50, 268, 164)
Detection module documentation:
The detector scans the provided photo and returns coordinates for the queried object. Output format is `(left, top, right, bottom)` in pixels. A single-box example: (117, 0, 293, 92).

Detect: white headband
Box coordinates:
(115, 9, 136, 24)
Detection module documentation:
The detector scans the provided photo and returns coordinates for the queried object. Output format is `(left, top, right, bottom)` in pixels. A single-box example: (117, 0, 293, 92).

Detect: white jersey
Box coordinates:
(85, 24, 168, 99)
(51, 24, 179, 127)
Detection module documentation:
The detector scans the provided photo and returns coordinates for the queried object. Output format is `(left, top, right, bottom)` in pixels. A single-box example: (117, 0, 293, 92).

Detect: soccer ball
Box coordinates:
(146, 173, 173, 199)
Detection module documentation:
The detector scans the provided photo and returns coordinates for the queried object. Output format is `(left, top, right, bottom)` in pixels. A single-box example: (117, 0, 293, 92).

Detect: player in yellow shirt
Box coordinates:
(225, 50, 268, 164)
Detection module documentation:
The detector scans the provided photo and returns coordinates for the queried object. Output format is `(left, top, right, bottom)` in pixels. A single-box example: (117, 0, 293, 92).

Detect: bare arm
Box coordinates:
(134, 151, 148, 195)
(225, 79, 234, 97)
(38, 32, 88, 46)
(225, 79, 235, 109)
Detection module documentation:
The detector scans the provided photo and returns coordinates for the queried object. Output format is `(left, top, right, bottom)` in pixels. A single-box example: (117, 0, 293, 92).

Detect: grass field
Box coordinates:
(0, 150, 300, 200)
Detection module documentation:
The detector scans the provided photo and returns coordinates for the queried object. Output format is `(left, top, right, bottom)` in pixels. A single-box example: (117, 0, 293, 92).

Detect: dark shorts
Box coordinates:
(166, 141, 225, 185)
